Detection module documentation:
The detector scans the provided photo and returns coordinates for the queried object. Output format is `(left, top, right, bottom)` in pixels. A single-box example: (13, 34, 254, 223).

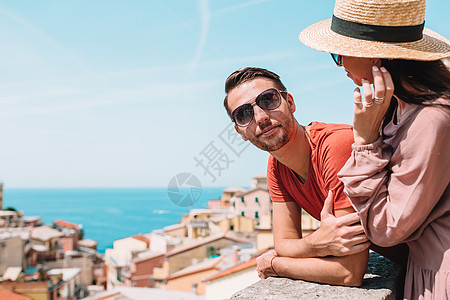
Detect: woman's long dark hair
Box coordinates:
(381, 59, 450, 127)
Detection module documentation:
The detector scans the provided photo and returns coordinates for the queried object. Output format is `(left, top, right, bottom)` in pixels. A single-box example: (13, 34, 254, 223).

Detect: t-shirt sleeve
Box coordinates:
(318, 127, 353, 211)
(267, 155, 295, 203)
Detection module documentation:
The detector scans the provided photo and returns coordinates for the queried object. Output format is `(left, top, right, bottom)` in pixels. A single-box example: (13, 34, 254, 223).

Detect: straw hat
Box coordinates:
(299, 0, 450, 61)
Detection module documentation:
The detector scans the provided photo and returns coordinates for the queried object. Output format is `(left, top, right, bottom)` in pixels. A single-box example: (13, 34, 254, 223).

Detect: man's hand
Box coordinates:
(256, 249, 279, 279)
(315, 191, 371, 256)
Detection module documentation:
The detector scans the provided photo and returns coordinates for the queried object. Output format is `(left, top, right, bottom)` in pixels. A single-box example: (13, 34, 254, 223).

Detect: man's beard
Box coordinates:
(249, 116, 294, 152)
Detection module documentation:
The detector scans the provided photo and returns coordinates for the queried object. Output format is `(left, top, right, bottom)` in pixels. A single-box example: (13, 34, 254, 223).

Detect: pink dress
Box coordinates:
(338, 100, 450, 300)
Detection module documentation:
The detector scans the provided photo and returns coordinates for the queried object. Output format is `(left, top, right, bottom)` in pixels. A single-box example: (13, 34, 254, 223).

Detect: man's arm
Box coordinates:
(273, 193, 370, 258)
(257, 193, 369, 286)
(257, 247, 368, 286)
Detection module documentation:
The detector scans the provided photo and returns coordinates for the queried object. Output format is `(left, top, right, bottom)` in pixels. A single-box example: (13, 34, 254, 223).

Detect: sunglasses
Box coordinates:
(331, 53, 343, 66)
(231, 88, 287, 127)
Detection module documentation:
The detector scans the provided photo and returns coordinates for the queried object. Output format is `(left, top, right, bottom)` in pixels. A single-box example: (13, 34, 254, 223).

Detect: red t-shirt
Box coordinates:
(267, 122, 354, 220)
(268, 121, 409, 265)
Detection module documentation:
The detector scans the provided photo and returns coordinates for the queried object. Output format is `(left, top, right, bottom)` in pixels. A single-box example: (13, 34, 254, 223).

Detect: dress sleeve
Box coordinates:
(337, 106, 450, 247)
(267, 155, 295, 203)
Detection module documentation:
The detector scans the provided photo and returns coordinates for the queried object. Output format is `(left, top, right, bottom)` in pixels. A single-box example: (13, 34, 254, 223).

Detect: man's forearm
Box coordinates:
(272, 250, 369, 287)
(275, 231, 331, 258)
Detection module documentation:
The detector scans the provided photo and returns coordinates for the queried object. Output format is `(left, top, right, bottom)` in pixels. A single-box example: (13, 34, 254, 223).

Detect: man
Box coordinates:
(223, 67, 404, 286)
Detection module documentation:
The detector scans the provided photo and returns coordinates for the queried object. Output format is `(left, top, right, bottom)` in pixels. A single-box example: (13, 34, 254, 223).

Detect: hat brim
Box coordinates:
(299, 18, 450, 61)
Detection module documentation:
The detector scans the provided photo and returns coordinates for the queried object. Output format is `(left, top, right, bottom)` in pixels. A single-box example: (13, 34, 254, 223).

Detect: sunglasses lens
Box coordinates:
(331, 53, 342, 66)
(233, 104, 253, 126)
(257, 89, 281, 110)
(232, 89, 283, 126)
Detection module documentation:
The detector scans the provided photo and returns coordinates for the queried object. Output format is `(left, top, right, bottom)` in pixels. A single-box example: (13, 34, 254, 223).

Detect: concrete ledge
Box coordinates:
(230, 251, 402, 300)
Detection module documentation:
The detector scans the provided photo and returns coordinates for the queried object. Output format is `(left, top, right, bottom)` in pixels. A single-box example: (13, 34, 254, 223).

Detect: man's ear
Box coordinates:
(286, 93, 296, 114)
(234, 124, 248, 141)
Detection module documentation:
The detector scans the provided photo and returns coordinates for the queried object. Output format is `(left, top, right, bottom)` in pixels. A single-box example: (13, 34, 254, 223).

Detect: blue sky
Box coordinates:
(1, 0, 449, 188)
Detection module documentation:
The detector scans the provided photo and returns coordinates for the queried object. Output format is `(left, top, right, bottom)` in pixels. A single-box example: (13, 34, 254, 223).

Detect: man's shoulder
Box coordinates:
(308, 121, 352, 135)
(268, 154, 282, 169)
(308, 121, 353, 147)
(267, 155, 290, 178)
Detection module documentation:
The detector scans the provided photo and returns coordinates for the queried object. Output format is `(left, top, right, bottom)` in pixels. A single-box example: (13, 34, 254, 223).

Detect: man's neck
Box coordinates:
(270, 122, 311, 181)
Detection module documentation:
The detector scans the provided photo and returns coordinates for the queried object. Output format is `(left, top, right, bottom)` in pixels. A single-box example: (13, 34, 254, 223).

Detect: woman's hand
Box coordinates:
(352, 66, 394, 145)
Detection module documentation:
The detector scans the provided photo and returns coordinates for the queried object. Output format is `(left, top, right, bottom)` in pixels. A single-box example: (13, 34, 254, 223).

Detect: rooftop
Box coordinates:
(90, 286, 205, 300)
(167, 257, 223, 280)
(167, 232, 250, 257)
(132, 250, 165, 264)
(31, 225, 63, 241)
(223, 186, 247, 193)
(53, 219, 82, 230)
(2, 267, 22, 281)
(236, 187, 269, 197)
(78, 239, 97, 247)
(163, 223, 186, 232)
(203, 257, 257, 282)
(189, 209, 213, 215)
(131, 234, 149, 246)
(30, 244, 49, 252)
(252, 173, 267, 179)
(48, 268, 81, 281)
(0, 288, 32, 300)
(22, 216, 42, 222)
(0, 211, 17, 217)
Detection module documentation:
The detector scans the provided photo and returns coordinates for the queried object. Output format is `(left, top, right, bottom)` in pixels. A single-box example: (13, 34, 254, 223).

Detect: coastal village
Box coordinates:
(0, 175, 319, 300)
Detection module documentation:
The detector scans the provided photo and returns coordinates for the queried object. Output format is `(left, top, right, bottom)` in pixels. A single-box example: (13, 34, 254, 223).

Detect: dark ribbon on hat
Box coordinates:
(331, 15, 424, 43)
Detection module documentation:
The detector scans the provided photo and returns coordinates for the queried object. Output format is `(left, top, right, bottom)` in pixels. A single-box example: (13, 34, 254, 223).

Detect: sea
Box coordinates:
(2, 187, 225, 253)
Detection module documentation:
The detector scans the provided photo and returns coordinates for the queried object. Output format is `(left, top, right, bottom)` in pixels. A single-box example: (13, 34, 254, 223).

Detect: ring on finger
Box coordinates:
(354, 100, 362, 104)
(373, 96, 384, 104)
(363, 101, 374, 108)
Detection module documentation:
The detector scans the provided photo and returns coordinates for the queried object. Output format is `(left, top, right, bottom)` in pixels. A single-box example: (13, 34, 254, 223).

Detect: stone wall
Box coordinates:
(230, 251, 403, 300)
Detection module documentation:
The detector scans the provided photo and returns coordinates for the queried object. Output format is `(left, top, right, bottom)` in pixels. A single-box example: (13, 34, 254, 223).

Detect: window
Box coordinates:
(241, 211, 245, 217)
(207, 246, 215, 257)
(255, 197, 259, 203)
(117, 268, 122, 282)
(241, 197, 245, 203)
(255, 211, 259, 218)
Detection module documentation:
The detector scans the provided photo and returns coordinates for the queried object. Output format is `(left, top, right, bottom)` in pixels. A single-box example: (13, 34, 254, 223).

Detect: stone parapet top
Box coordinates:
(230, 251, 403, 300)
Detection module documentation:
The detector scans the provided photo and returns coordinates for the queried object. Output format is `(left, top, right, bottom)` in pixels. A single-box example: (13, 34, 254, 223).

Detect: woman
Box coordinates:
(299, 0, 450, 299)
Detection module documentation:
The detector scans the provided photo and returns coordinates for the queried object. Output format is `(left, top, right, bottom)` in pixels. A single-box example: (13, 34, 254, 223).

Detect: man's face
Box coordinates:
(227, 78, 296, 152)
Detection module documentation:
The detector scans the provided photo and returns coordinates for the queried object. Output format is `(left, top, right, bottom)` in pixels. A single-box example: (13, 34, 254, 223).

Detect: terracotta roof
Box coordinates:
(167, 257, 223, 280)
(131, 234, 150, 247)
(53, 219, 82, 230)
(202, 256, 257, 282)
(0, 288, 32, 300)
(167, 232, 250, 257)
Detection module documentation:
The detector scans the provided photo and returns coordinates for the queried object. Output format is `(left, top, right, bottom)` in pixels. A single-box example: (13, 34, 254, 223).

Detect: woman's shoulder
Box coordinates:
(403, 98, 449, 129)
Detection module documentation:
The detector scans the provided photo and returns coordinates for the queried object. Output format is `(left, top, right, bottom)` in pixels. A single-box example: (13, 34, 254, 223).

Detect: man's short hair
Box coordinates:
(224, 67, 287, 118)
